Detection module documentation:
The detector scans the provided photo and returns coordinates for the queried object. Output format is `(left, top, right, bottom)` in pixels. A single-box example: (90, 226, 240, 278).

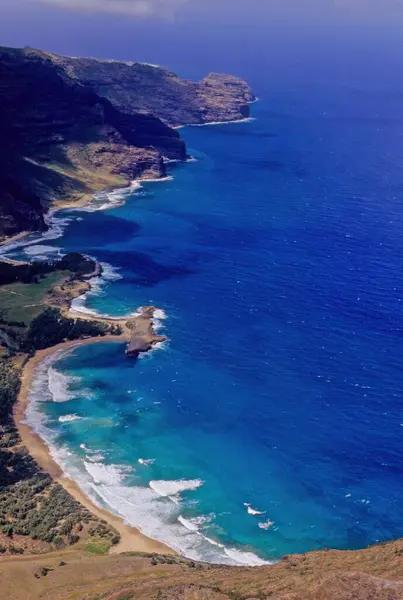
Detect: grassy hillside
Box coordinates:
(0, 271, 70, 326)
(0, 538, 403, 600)
(0, 255, 120, 355)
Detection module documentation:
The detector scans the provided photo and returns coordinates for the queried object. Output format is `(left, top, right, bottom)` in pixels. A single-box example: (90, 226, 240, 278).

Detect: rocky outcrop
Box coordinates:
(126, 306, 168, 358)
(49, 53, 255, 127)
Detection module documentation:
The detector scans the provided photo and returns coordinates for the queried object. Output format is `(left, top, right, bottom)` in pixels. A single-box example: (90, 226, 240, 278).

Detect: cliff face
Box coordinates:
(0, 47, 253, 241)
(49, 54, 255, 127)
(0, 46, 190, 239)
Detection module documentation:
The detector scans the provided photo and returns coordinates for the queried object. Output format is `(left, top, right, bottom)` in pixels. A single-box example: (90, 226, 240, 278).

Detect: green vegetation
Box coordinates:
(0, 254, 123, 554)
(0, 271, 68, 326)
(0, 350, 120, 555)
(0, 255, 122, 356)
(0, 252, 97, 330)
(0, 360, 20, 424)
(0, 260, 56, 286)
(0, 253, 95, 286)
(22, 307, 116, 352)
(85, 538, 114, 555)
(57, 252, 97, 277)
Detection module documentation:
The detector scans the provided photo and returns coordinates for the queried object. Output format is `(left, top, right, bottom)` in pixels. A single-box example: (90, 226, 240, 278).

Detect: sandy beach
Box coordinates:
(14, 336, 176, 557)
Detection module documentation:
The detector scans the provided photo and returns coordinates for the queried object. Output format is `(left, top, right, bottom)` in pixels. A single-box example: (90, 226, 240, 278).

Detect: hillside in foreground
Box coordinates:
(1, 538, 403, 600)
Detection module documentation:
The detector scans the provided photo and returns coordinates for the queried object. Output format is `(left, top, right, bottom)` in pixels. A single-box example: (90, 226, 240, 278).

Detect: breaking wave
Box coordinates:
(70, 260, 124, 318)
(0, 210, 74, 260)
(138, 458, 156, 466)
(149, 479, 203, 498)
(80, 182, 142, 212)
(48, 367, 82, 403)
(187, 117, 256, 128)
(58, 414, 82, 423)
(244, 503, 265, 516)
(86, 476, 269, 566)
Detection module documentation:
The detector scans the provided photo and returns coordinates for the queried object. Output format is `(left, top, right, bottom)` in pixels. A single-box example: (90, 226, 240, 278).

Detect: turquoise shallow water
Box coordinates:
(5, 86, 403, 564)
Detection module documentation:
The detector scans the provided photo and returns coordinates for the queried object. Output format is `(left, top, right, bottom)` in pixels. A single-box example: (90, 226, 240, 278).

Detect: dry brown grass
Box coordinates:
(1, 539, 403, 600)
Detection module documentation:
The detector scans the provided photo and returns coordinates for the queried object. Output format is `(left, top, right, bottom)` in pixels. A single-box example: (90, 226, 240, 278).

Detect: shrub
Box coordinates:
(22, 307, 108, 352)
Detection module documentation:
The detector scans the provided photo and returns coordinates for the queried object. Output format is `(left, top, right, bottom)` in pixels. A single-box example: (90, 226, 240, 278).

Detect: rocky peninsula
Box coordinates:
(126, 307, 168, 358)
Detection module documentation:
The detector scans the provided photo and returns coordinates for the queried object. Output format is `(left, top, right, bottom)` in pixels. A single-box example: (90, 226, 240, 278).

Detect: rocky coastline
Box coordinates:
(126, 307, 168, 358)
(0, 45, 254, 241)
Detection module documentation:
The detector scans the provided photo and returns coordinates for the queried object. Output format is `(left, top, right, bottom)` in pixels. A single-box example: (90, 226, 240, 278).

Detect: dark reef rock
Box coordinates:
(0, 46, 254, 239)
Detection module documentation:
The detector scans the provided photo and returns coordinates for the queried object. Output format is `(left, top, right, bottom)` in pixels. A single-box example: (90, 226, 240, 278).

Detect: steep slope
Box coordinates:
(49, 53, 256, 127)
(0, 47, 254, 240)
(0, 47, 186, 239)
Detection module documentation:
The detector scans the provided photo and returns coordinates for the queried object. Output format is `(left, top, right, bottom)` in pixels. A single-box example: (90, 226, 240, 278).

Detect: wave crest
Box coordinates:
(149, 479, 203, 498)
(58, 414, 82, 423)
(48, 367, 81, 403)
(84, 461, 132, 485)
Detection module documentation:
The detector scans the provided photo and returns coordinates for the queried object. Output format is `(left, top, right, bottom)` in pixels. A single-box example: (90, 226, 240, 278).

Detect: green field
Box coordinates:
(0, 271, 69, 326)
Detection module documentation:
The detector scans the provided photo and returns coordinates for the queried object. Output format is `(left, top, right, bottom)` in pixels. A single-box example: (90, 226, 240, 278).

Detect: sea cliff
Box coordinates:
(0, 46, 254, 240)
(48, 53, 256, 127)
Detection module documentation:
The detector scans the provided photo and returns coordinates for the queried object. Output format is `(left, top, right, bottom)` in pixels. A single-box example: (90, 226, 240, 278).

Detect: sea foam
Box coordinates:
(70, 261, 124, 318)
(58, 414, 82, 423)
(25, 357, 269, 570)
(138, 458, 156, 466)
(177, 515, 199, 532)
(85, 477, 269, 566)
(48, 367, 81, 403)
(84, 461, 132, 485)
(23, 244, 63, 260)
(26, 356, 270, 568)
(244, 503, 265, 516)
(0, 211, 73, 260)
(81, 182, 142, 212)
(187, 117, 256, 128)
(258, 520, 274, 531)
(149, 479, 203, 498)
(223, 547, 267, 566)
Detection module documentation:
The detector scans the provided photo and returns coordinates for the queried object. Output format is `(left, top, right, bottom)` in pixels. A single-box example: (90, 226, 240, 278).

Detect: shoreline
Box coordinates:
(174, 116, 255, 130)
(14, 336, 177, 557)
(2, 111, 261, 564)
(0, 173, 171, 256)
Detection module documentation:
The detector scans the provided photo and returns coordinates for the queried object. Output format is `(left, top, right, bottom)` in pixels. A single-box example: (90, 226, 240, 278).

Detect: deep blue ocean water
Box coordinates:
(5, 77, 403, 564)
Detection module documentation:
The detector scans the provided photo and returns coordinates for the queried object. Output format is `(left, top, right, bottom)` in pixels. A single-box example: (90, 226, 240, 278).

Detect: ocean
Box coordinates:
(4, 73, 403, 565)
